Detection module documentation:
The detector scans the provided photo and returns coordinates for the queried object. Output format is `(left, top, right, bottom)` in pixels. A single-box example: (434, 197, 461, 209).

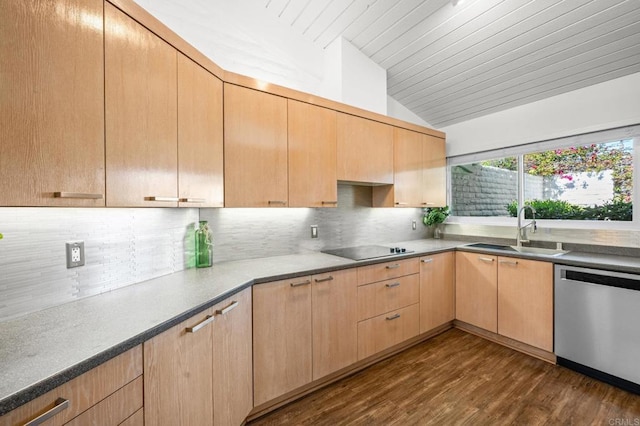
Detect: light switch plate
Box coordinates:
(66, 241, 85, 268)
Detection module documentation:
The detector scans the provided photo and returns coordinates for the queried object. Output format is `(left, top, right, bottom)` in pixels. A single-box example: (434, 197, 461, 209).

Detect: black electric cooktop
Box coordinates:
(322, 245, 413, 261)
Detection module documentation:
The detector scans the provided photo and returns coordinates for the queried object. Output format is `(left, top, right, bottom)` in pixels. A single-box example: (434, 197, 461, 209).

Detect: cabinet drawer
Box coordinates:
(357, 258, 420, 285)
(0, 345, 143, 426)
(65, 376, 143, 426)
(357, 303, 420, 360)
(357, 274, 419, 321)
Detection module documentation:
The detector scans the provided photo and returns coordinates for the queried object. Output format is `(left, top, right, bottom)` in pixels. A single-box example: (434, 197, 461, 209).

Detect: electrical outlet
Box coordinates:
(412, 220, 417, 230)
(311, 225, 318, 239)
(66, 241, 85, 268)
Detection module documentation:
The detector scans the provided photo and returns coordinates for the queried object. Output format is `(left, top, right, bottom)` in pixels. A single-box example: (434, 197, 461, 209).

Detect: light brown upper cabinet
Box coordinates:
(336, 113, 394, 185)
(105, 4, 178, 207)
(0, 0, 105, 206)
(224, 84, 288, 207)
(177, 54, 224, 208)
(288, 100, 338, 207)
(373, 128, 446, 207)
(423, 134, 447, 207)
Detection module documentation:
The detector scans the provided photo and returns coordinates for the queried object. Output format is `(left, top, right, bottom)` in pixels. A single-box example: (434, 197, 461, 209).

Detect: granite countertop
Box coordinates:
(2, 237, 640, 415)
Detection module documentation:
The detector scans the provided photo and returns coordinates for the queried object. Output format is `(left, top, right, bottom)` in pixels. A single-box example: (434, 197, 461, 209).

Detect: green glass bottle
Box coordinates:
(195, 220, 212, 268)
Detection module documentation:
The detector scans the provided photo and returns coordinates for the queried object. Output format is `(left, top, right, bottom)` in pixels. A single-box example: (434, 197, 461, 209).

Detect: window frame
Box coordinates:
(446, 125, 640, 230)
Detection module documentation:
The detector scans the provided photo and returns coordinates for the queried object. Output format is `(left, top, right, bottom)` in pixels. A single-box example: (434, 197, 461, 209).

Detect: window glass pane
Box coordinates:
(451, 157, 517, 216)
(521, 140, 633, 221)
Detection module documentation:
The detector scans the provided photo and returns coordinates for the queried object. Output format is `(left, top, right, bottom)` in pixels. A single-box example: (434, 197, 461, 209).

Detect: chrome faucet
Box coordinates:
(516, 205, 537, 247)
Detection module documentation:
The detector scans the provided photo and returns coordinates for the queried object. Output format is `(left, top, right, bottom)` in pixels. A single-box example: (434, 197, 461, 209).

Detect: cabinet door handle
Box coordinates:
(499, 259, 518, 265)
(421, 258, 433, 263)
(422, 202, 435, 205)
(179, 198, 206, 203)
(395, 202, 408, 206)
(478, 257, 495, 263)
(145, 196, 179, 202)
(215, 301, 238, 315)
(268, 200, 286, 205)
(54, 192, 103, 199)
(386, 313, 401, 321)
(386, 264, 400, 269)
(385, 282, 400, 288)
(314, 276, 334, 283)
(290, 279, 311, 287)
(321, 201, 338, 205)
(185, 314, 215, 333)
(24, 397, 69, 426)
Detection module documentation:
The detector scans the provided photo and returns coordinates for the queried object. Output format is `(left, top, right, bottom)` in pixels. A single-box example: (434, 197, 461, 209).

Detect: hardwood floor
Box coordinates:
(249, 328, 640, 425)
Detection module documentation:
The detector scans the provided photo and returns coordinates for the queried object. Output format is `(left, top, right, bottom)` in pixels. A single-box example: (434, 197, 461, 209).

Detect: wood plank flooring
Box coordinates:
(249, 329, 640, 425)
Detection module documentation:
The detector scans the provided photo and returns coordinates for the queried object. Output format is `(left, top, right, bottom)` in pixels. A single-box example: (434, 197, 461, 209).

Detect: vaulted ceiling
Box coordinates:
(263, 0, 640, 127)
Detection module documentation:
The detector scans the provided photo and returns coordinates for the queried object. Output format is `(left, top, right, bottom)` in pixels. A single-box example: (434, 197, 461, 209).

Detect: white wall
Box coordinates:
(387, 96, 432, 127)
(443, 72, 640, 157)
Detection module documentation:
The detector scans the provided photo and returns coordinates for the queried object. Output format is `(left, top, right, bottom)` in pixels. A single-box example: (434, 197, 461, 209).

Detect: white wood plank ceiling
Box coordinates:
(263, 0, 640, 128)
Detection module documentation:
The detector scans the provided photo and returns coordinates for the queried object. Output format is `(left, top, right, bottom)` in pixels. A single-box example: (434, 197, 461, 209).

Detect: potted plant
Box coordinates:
(422, 206, 450, 238)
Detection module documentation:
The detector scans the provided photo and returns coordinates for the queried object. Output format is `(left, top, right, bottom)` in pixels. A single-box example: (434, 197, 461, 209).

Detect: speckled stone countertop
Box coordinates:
(2, 237, 640, 415)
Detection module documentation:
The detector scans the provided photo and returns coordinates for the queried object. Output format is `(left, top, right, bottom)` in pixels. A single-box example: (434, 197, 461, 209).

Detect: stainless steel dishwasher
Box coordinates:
(555, 264, 640, 394)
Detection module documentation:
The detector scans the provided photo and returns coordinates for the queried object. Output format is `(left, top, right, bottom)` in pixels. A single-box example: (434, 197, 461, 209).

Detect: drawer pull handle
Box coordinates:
(478, 257, 495, 263)
(268, 200, 286, 205)
(290, 279, 311, 287)
(186, 314, 215, 333)
(421, 259, 433, 263)
(385, 282, 400, 288)
(499, 260, 518, 265)
(321, 201, 338, 205)
(25, 397, 69, 426)
(314, 276, 334, 283)
(386, 264, 400, 270)
(145, 196, 179, 202)
(179, 198, 206, 203)
(215, 301, 238, 315)
(54, 192, 103, 199)
(386, 313, 401, 321)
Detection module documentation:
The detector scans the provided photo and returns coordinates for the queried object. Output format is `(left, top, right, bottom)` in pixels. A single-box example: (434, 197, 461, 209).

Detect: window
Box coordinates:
(448, 126, 638, 223)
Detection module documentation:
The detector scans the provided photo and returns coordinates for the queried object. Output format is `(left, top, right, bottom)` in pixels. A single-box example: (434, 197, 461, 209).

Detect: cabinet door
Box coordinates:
(288, 100, 338, 207)
(105, 4, 178, 207)
(420, 252, 455, 333)
(212, 288, 253, 426)
(177, 53, 224, 208)
(391, 127, 424, 207)
(455, 251, 498, 333)
(224, 84, 288, 207)
(498, 257, 553, 351)
(312, 269, 358, 380)
(0, 0, 105, 206)
(336, 113, 393, 184)
(144, 308, 215, 425)
(253, 276, 312, 406)
(0, 346, 142, 425)
(422, 135, 446, 207)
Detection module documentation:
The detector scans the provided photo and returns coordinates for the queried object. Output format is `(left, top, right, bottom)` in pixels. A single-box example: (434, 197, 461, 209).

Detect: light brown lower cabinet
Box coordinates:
(456, 251, 554, 352)
(357, 303, 420, 360)
(0, 346, 143, 426)
(455, 251, 498, 333)
(144, 287, 252, 426)
(497, 257, 553, 352)
(253, 269, 358, 406)
(419, 252, 455, 333)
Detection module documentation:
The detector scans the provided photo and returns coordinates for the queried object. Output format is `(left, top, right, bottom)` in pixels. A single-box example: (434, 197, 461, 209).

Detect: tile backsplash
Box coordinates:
(200, 185, 428, 263)
(0, 185, 427, 321)
(0, 208, 198, 321)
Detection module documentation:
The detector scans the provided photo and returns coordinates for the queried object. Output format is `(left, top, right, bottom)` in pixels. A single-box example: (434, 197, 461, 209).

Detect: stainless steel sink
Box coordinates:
(464, 242, 568, 257)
